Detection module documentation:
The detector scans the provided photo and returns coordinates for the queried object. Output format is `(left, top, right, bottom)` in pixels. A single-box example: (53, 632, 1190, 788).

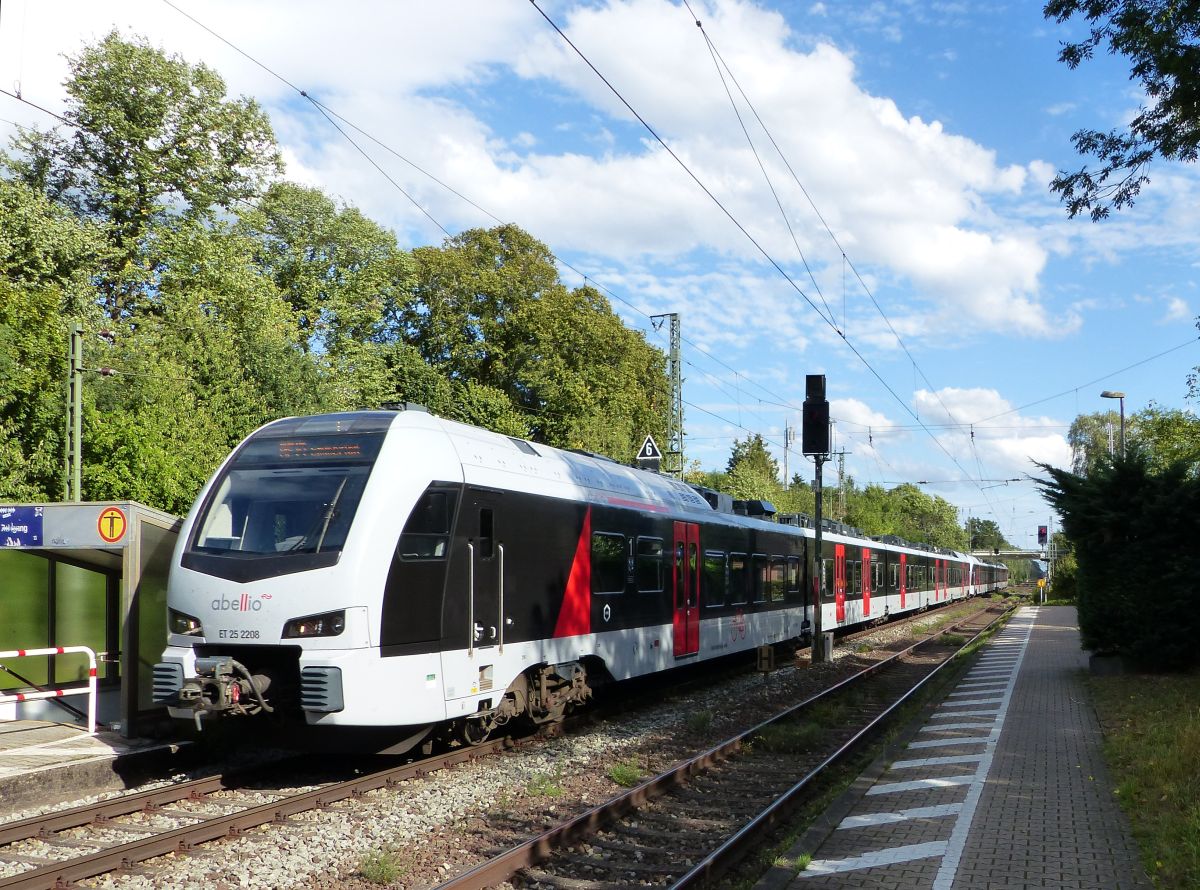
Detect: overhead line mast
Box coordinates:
(651, 313, 683, 477)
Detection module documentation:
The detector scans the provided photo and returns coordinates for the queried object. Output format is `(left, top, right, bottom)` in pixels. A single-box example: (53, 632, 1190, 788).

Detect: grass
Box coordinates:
(359, 848, 407, 885)
(1088, 671, 1200, 887)
(755, 720, 826, 754)
(525, 769, 565, 797)
(686, 709, 714, 735)
(774, 852, 812, 872)
(940, 633, 967, 647)
(608, 758, 643, 787)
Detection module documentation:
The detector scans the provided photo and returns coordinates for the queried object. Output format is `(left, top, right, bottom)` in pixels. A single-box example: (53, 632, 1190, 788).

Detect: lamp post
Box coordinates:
(1100, 390, 1126, 457)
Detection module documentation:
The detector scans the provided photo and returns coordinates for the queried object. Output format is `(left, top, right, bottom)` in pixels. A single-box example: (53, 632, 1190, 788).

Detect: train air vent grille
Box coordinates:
(152, 662, 184, 704)
(300, 666, 344, 713)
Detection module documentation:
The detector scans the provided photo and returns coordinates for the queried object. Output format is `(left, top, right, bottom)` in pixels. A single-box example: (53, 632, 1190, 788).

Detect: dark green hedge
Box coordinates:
(1036, 450, 1200, 670)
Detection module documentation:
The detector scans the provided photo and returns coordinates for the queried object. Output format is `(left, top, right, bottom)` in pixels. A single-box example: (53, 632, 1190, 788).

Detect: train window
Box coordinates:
(479, 508, 494, 559)
(872, 561, 882, 591)
(729, 553, 749, 605)
(820, 558, 832, 600)
(769, 558, 786, 602)
(890, 563, 898, 591)
(786, 556, 800, 594)
(398, 488, 458, 560)
(591, 533, 626, 594)
(849, 560, 860, 593)
(636, 537, 665, 593)
(703, 551, 727, 607)
(752, 554, 768, 602)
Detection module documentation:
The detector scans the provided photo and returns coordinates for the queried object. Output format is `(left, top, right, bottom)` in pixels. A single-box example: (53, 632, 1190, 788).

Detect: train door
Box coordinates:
(468, 491, 503, 654)
(862, 547, 872, 617)
(899, 553, 907, 609)
(672, 521, 700, 658)
(834, 544, 846, 624)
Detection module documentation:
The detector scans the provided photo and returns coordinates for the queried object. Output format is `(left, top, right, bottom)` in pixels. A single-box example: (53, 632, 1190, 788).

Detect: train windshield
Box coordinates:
(189, 423, 387, 559)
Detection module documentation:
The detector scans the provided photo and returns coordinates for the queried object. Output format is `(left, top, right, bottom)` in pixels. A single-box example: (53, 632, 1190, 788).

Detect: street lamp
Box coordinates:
(1100, 390, 1126, 457)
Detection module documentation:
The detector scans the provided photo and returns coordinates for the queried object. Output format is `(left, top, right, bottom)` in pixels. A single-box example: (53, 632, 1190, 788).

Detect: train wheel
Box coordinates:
(460, 718, 491, 746)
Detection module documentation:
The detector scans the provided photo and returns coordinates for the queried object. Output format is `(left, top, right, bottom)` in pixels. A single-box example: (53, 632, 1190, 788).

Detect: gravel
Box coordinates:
(0, 602, 989, 890)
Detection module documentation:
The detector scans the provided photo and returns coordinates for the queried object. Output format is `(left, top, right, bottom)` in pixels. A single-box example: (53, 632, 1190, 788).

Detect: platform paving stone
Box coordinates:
(757, 605, 1151, 890)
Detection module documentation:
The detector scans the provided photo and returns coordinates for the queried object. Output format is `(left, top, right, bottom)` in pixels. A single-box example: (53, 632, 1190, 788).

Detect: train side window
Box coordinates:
(636, 537, 665, 593)
(702, 551, 727, 607)
(820, 558, 832, 599)
(752, 554, 768, 603)
(591, 532, 626, 594)
(729, 553, 749, 605)
(398, 488, 458, 560)
(479, 508, 494, 559)
(850, 560, 861, 593)
(872, 561, 882, 591)
(786, 556, 800, 594)
(769, 558, 786, 602)
(890, 563, 898, 591)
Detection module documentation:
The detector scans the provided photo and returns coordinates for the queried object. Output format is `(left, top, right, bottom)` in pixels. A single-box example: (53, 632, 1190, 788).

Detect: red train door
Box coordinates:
(899, 553, 907, 609)
(834, 544, 846, 623)
(672, 521, 700, 658)
(862, 547, 872, 617)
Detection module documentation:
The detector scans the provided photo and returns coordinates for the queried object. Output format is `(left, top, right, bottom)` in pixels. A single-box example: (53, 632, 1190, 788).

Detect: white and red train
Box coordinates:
(153, 407, 1007, 750)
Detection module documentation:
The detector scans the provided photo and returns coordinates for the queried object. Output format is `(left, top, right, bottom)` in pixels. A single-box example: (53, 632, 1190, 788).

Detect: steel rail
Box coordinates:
(434, 601, 1014, 890)
(671, 605, 1011, 887)
(0, 737, 513, 890)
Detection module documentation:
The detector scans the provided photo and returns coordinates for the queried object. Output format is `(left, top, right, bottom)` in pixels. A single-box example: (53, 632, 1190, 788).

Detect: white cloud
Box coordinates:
(1162, 296, 1192, 323)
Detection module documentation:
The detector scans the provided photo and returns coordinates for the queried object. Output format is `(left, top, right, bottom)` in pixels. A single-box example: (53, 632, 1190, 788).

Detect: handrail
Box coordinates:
(0, 646, 98, 734)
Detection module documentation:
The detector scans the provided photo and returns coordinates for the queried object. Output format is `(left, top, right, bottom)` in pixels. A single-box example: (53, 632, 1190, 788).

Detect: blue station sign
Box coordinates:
(0, 505, 44, 547)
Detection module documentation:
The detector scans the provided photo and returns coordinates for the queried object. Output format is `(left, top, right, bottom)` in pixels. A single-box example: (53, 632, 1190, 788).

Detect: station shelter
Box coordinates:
(0, 502, 180, 737)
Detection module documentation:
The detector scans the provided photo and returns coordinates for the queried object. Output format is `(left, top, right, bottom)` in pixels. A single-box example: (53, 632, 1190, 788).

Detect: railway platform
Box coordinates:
(759, 605, 1151, 890)
(0, 720, 183, 814)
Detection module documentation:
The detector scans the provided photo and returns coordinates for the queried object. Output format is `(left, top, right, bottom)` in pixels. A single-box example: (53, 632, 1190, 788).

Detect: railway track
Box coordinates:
(0, 740, 523, 890)
(432, 601, 1012, 889)
(0, 598, 1009, 889)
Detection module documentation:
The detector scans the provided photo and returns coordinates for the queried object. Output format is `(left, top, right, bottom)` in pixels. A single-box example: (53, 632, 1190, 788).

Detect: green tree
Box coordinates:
(726, 433, 779, 479)
(81, 220, 328, 513)
(1132, 402, 1200, 469)
(243, 182, 415, 410)
(1067, 410, 1127, 475)
(4, 30, 281, 318)
(0, 178, 104, 501)
(965, 517, 1010, 551)
(0, 283, 70, 500)
(1044, 0, 1200, 219)
(404, 224, 668, 456)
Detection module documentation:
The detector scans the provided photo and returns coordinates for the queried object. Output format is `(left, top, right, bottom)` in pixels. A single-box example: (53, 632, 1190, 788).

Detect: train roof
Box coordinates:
(251, 409, 1001, 564)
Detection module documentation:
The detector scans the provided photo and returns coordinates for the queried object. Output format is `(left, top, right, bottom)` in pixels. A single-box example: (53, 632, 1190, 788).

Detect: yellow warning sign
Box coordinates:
(97, 506, 127, 544)
(1037, 578, 1046, 589)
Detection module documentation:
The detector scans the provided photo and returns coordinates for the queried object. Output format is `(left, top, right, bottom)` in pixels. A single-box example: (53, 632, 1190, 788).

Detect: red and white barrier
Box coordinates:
(0, 646, 98, 734)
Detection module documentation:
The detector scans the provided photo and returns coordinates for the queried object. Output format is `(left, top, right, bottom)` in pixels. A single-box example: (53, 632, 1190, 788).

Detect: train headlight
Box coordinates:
(169, 609, 204, 636)
(283, 610, 346, 638)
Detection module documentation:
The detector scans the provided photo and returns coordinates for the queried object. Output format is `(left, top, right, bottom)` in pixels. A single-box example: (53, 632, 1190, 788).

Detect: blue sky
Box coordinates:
(2, 0, 1198, 548)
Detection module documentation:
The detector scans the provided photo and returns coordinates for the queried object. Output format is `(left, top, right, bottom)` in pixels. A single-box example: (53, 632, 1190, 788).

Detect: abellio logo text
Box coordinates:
(212, 593, 264, 612)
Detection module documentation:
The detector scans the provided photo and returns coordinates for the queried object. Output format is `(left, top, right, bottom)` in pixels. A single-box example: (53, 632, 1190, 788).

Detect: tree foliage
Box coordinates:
(1044, 0, 1200, 219)
(965, 517, 1010, 551)
(1036, 449, 1200, 668)
(0, 32, 669, 512)
(692, 444, 970, 550)
(5, 31, 281, 319)
(1067, 409, 1128, 475)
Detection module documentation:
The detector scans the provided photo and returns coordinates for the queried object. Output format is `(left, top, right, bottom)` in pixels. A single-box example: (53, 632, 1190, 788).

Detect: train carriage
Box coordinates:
(153, 407, 1007, 750)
